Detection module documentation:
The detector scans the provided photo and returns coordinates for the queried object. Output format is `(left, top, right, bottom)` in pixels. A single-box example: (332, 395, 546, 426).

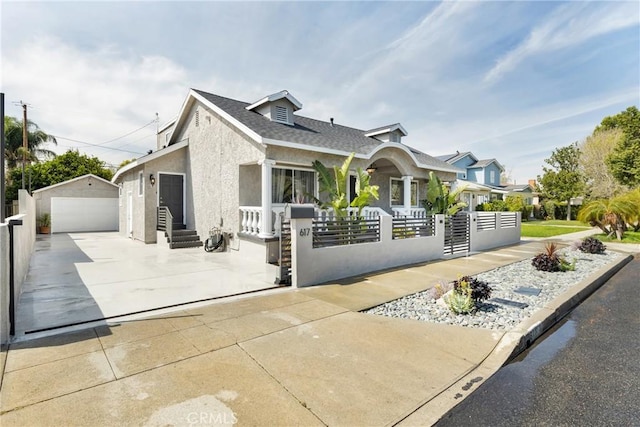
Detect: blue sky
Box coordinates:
(1, 1, 638, 184)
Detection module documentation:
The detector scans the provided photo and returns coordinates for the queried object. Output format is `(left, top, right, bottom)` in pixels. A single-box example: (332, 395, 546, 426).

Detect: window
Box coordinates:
(274, 105, 289, 123)
(138, 171, 144, 196)
(490, 170, 496, 184)
(390, 178, 419, 206)
(272, 168, 315, 204)
(390, 132, 399, 143)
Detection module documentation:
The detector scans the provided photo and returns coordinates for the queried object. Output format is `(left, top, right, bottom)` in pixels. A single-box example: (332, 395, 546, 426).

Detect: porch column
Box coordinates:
(402, 175, 413, 213)
(259, 159, 276, 238)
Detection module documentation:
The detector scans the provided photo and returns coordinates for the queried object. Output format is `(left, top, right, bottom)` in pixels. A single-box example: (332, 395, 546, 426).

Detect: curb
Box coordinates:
(394, 251, 633, 427)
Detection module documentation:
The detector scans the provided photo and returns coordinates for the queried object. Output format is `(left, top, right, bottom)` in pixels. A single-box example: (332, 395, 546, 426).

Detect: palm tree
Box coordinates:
(578, 194, 637, 240)
(3, 116, 57, 169)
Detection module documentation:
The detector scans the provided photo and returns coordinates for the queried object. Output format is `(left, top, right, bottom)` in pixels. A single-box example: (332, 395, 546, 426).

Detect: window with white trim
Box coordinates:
(272, 168, 316, 204)
(390, 178, 419, 206)
(490, 170, 496, 184)
(138, 171, 144, 196)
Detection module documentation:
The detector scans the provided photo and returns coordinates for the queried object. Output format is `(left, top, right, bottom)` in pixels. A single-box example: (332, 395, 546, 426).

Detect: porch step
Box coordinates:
(170, 240, 204, 249)
(170, 234, 202, 243)
(165, 227, 203, 249)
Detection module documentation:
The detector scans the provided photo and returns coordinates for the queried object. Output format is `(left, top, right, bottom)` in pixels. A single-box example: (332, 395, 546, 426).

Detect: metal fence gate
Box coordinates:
(275, 219, 292, 285)
(444, 213, 470, 256)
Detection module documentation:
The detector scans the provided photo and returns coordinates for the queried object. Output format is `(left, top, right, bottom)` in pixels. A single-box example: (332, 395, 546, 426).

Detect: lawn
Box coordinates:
(521, 220, 592, 238)
(594, 231, 640, 244)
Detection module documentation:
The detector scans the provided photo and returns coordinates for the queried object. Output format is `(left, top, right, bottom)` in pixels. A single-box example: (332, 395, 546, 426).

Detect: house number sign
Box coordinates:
(299, 228, 311, 237)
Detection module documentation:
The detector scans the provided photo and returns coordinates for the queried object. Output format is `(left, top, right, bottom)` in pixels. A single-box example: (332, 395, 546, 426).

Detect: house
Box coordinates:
(112, 88, 462, 258)
(437, 151, 538, 211)
(32, 174, 119, 233)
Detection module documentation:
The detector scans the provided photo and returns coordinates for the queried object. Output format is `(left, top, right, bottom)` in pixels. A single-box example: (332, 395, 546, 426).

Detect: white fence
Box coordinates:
(286, 210, 521, 287)
(1, 190, 36, 343)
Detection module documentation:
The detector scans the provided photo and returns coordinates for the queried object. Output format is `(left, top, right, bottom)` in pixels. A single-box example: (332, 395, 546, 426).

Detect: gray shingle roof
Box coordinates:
(193, 89, 457, 172)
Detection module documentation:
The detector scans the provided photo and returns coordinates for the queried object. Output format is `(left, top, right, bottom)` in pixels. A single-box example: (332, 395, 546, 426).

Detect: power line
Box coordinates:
(95, 118, 158, 146)
(52, 135, 146, 154)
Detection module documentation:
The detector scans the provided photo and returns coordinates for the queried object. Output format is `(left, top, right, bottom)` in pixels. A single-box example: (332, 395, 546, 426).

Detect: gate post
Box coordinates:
(286, 204, 314, 288)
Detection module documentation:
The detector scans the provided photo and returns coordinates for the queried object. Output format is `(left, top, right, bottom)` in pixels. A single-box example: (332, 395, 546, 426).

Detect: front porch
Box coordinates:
(237, 156, 433, 239)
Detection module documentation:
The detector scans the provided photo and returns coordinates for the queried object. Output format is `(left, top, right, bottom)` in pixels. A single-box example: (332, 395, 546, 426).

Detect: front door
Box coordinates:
(159, 174, 184, 225)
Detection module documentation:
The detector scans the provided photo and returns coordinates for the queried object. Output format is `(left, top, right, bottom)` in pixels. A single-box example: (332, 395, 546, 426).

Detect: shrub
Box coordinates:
(446, 290, 474, 315)
(532, 242, 576, 272)
(579, 237, 606, 254)
(544, 200, 557, 220)
(453, 276, 492, 303)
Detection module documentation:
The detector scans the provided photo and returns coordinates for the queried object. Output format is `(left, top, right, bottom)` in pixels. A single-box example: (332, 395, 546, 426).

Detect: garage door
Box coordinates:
(51, 197, 119, 233)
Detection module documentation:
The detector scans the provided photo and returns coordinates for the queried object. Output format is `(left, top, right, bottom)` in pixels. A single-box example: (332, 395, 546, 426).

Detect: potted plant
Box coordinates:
(38, 213, 51, 234)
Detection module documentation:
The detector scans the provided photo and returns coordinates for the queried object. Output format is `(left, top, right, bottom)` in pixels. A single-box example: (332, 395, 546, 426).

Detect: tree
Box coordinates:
(578, 193, 637, 240)
(537, 143, 585, 220)
(579, 128, 627, 198)
(597, 106, 640, 188)
(422, 171, 467, 215)
(3, 116, 57, 169)
(312, 153, 379, 218)
(118, 158, 136, 169)
(6, 150, 113, 203)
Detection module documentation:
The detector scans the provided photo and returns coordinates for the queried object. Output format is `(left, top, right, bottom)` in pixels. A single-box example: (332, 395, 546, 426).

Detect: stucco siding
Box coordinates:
(181, 103, 265, 237)
(34, 176, 118, 219)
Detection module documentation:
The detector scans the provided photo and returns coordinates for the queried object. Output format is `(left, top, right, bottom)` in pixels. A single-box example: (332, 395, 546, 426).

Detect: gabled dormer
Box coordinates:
(245, 90, 302, 126)
(364, 123, 408, 143)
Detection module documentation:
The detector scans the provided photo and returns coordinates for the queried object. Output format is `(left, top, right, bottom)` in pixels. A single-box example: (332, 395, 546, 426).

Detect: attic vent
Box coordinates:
(195, 109, 200, 127)
(274, 105, 289, 123)
(390, 133, 399, 143)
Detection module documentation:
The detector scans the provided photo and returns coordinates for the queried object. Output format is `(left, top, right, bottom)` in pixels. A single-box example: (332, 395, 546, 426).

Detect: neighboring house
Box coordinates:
(437, 151, 505, 210)
(32, 174, 119, 233)
(112, 88, 461, 258)
(436, 151, 540, 213)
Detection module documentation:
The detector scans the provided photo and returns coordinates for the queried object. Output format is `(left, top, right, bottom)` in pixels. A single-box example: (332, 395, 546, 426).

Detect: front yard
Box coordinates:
(521, 220, 592, 238)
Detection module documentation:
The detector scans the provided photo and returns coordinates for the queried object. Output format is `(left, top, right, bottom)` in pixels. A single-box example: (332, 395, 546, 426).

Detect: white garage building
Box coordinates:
(33, 174, 119, 233)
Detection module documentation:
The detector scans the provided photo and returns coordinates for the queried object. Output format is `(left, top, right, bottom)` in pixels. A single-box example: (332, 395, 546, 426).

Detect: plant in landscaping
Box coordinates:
(578, 236, 607, 254)
(531, 242, 561, 272)
(532, 242, 576, 272)
(422, 171, 467, 215)
(445, 279, 474, 315)
(312, 152, 379, 218)
(453, 276, 492, 303)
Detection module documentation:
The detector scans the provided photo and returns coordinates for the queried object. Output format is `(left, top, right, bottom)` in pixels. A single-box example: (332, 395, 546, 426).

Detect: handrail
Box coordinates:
(158, 206, 174, 245)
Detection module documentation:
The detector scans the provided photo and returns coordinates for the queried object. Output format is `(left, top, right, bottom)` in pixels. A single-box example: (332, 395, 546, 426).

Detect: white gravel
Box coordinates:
(364, 248, 624, 331)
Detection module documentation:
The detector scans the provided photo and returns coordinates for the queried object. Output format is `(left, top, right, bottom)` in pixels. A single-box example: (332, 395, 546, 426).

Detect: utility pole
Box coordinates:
(21, 101, 28, 190)
(1, 93, 6, 223)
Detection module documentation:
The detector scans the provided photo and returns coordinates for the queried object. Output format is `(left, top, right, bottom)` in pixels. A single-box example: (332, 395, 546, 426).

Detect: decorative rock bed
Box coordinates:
(364, 249, 624, 331)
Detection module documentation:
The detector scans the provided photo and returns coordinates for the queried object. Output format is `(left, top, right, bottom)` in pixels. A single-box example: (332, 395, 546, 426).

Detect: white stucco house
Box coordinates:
(112, 88, 462, 249)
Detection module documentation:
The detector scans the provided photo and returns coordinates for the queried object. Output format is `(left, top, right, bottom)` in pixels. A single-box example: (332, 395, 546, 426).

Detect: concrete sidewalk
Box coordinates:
(0, 240, 634, 426)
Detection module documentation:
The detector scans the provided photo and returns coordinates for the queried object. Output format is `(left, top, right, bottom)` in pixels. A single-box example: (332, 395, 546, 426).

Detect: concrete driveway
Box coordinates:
(15, 232, 279, 337)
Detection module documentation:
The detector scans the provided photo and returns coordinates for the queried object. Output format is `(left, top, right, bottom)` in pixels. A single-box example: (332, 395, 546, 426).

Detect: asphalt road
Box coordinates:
(436, 255, 640, 427)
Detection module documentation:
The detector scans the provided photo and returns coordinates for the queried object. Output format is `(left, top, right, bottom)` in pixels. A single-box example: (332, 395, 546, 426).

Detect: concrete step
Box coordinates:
(169, 240, 203, 249)
(171, 229, 197, 237)
(170, 234, 201, 243)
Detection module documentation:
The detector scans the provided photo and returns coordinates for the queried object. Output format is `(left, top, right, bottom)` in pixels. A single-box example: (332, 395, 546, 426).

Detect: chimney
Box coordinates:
(528, 179, 536, 187)
(330, 118, 334, 127)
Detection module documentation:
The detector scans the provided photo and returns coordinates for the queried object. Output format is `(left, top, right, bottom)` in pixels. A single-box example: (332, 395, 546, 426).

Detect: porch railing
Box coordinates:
(392, 207, 427, 218)
(239, 206, 389, 237)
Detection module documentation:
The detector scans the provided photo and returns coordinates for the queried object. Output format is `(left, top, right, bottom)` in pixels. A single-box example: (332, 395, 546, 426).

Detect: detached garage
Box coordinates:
(33, 174, 119, 233)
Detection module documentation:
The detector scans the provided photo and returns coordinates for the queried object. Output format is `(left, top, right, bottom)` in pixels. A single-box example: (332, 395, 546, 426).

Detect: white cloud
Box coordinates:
(484, 2, 640, 84)
(2, 36, 199, 165)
